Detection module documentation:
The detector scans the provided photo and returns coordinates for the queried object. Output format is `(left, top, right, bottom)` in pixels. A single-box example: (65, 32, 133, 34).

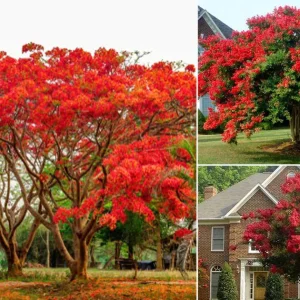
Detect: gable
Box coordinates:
(198, 173, 270, 220)
(198, 17, 215, 38)
(264, 166, 300, 200)
(198, 6, 233, 39)
(237, 189, 276, 215)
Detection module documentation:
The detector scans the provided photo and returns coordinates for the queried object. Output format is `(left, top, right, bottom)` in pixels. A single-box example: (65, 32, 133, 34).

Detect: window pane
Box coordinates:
(211, 272, 221, 298)
(213, 228, 224, 239)
(212, 239, 223, 250)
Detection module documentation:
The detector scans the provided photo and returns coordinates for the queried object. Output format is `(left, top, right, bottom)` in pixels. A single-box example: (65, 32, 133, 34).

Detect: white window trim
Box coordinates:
(249, 272, 254, 300)
(248, 240, 260, 254)
(210, 265, 222, 300)
(287, 171, 296, 179)
(211, 226, 225, 252)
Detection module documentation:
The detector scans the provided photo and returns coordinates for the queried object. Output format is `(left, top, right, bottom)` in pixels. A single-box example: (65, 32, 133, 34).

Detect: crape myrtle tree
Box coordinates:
(243, 173, 300, 281)
(0, 44, 196, 280)
(0, 159, 42, 277)
(199, 6, 300, 145)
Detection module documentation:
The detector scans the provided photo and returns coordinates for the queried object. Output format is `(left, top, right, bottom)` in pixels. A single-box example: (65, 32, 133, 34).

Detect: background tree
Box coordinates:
(265, 273, 284, 300)
(199, 6, 300, 145)
(0, 44, 195, 280)
(243, 173, 300, 281)
(217, 262, 238, 300)
(0, 160, 42, 277)
(198, 166, 274, 201)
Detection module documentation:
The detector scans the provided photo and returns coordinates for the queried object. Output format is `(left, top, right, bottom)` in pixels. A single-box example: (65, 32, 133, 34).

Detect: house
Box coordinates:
(198, 6, 233, 116)
(198, 166, 300, 300)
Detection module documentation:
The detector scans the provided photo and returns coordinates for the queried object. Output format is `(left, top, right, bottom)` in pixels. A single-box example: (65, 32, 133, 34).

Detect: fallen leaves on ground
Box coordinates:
(8, 278, 196, 300)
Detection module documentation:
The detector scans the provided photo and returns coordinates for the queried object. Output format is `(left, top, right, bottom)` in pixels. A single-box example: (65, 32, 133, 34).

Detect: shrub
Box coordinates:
(259, 121, 274, 130)
(198, 110, 206, 134)
(265, 273, 284, 300)
(217, 262, 238, 300)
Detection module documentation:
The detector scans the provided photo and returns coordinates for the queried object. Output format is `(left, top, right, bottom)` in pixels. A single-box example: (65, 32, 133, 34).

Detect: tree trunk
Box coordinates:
(128, 244, 134, 259)
(71, 237, 89, 281)
(51, 225, 77, 280)
(7, 251, 23, 277)
(156, 227, 163, 270)
(290, 105, 300, 146)
(103, 255, 114, 269)
(115, 241, 122, 269)
(171, 250, 176, 271)
(46, 230, 50, 268)
(89, 245, 96, 267)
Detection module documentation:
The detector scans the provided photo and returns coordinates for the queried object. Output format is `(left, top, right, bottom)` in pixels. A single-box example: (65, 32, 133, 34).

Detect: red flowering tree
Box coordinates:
(243, 173, 300, 281)
(0, 44, 195, 280)
(199, 6, 300, 145)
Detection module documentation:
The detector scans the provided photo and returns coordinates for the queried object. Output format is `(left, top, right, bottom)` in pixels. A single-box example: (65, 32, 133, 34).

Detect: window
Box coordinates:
(250, 273, 254, 299)
(211, 265, 222, 300)
(211, 227, 224, 251)
(248, 240, 259, 254)
(287, 172, 296, 179)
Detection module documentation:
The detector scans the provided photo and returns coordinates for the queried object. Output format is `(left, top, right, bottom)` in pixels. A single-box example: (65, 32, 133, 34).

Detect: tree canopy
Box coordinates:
(0, 43, 196, 279)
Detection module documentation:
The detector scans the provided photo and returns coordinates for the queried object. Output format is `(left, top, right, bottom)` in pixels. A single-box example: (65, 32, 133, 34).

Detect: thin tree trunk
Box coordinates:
(128, 244, 134, 259)
(51, 225, 77, 280)
(171, 250, 176, 271)
(103, 255, 114, 269)
(89, 245, 96, 267)
(46, 230, 50, 268)
(156, 227, 163, 270)
(115, 241, 122, 269)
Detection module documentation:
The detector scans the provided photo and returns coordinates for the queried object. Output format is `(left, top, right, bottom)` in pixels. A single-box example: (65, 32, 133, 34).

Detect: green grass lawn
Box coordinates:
(21, 268, 196, 281)
(198, 128, 300, 164)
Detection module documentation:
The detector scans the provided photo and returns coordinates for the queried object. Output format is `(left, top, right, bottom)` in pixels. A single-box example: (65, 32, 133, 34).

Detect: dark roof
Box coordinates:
(198, 173, 271, 219)
(198, 6, 234, 39)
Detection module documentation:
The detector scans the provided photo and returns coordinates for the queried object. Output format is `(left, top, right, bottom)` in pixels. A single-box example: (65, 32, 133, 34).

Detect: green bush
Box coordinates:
(217, 262, 238, 300)
(259, 121, 274, 130)
(265, 273, 284, 300)
(198, 110, 206, 134)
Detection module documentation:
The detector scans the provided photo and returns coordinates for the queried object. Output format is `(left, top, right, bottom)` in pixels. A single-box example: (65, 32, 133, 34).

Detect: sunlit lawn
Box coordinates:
(0, 269, 196, 300)
(198, 128, 300, 164)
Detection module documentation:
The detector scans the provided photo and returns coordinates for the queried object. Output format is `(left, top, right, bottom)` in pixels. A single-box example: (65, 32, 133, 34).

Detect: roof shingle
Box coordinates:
(198, 6, 234, 39)
(198, 173, 271, 219)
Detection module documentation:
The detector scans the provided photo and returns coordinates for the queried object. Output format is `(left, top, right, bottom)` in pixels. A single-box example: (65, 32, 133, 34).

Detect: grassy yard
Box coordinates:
(198, 128, 300, 164)
(0, 269, 196, 300)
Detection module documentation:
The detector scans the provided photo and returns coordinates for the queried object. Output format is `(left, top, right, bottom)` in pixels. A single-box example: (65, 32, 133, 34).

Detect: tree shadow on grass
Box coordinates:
(238, 149, 300, 164)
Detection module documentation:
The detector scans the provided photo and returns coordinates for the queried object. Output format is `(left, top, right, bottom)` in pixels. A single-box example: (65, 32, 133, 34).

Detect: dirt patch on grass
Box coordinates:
(0, 281, 50, 289)
(261, 141, 300, 156)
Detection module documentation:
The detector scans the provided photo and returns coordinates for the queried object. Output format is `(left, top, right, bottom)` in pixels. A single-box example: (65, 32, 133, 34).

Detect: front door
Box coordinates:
(254, 272, 268, 300)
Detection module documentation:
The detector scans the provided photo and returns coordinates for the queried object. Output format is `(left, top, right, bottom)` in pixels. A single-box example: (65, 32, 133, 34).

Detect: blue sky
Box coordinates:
(198, 0, 300, 31)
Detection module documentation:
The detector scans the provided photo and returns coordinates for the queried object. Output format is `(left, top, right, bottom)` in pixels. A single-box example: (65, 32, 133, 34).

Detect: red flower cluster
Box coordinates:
(174, 228, 193, 240)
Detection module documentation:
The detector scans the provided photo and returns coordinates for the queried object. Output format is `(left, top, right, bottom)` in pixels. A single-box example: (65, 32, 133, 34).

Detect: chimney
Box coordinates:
(204, 186, 217, 200)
